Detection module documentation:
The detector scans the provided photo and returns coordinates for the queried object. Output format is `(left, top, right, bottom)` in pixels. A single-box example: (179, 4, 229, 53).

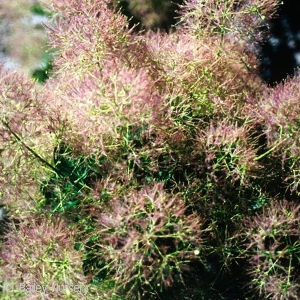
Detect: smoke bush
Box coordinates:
(2, 0, 300, 299)
(243, 200, 300, 299)
(88, 184, 204, 298)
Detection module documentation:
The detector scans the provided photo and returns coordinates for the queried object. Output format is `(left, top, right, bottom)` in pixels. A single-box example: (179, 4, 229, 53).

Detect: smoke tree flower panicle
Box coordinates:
(180, 0, 278, 40)
(0, 216, 87, 299)
(90, 183, 204, 298)
(243, 200, 300, 299)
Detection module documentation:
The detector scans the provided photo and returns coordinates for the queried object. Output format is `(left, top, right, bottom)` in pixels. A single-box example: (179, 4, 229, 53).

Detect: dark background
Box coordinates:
(259, 0, 300, 85)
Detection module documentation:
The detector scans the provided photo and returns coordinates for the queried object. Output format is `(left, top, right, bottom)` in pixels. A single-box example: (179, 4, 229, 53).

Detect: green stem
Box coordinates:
(2, 120, 85, 190)
(2, 120, 59, 173)
(254, 137, 288, 161)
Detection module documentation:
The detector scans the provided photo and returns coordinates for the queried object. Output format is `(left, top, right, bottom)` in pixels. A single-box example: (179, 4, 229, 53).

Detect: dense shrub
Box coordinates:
(88, 184, 204, 298)
(2, 0, 300, 299)
(243, 200, 300, 299)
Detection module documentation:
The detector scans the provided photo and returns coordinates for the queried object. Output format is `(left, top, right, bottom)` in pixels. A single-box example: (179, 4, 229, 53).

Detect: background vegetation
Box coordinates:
(1, 0, 300, 299)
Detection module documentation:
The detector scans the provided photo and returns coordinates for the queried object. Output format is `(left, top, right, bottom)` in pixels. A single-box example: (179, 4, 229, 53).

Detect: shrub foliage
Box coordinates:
(2, 0, 300, 299)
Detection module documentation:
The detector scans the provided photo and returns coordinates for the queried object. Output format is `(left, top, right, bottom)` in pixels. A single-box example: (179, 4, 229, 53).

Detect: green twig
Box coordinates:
(2, 120, 84, 190)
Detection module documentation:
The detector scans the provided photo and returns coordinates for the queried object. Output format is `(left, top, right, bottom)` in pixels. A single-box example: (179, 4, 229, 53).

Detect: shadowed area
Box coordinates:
(259, 0, 300, 85)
